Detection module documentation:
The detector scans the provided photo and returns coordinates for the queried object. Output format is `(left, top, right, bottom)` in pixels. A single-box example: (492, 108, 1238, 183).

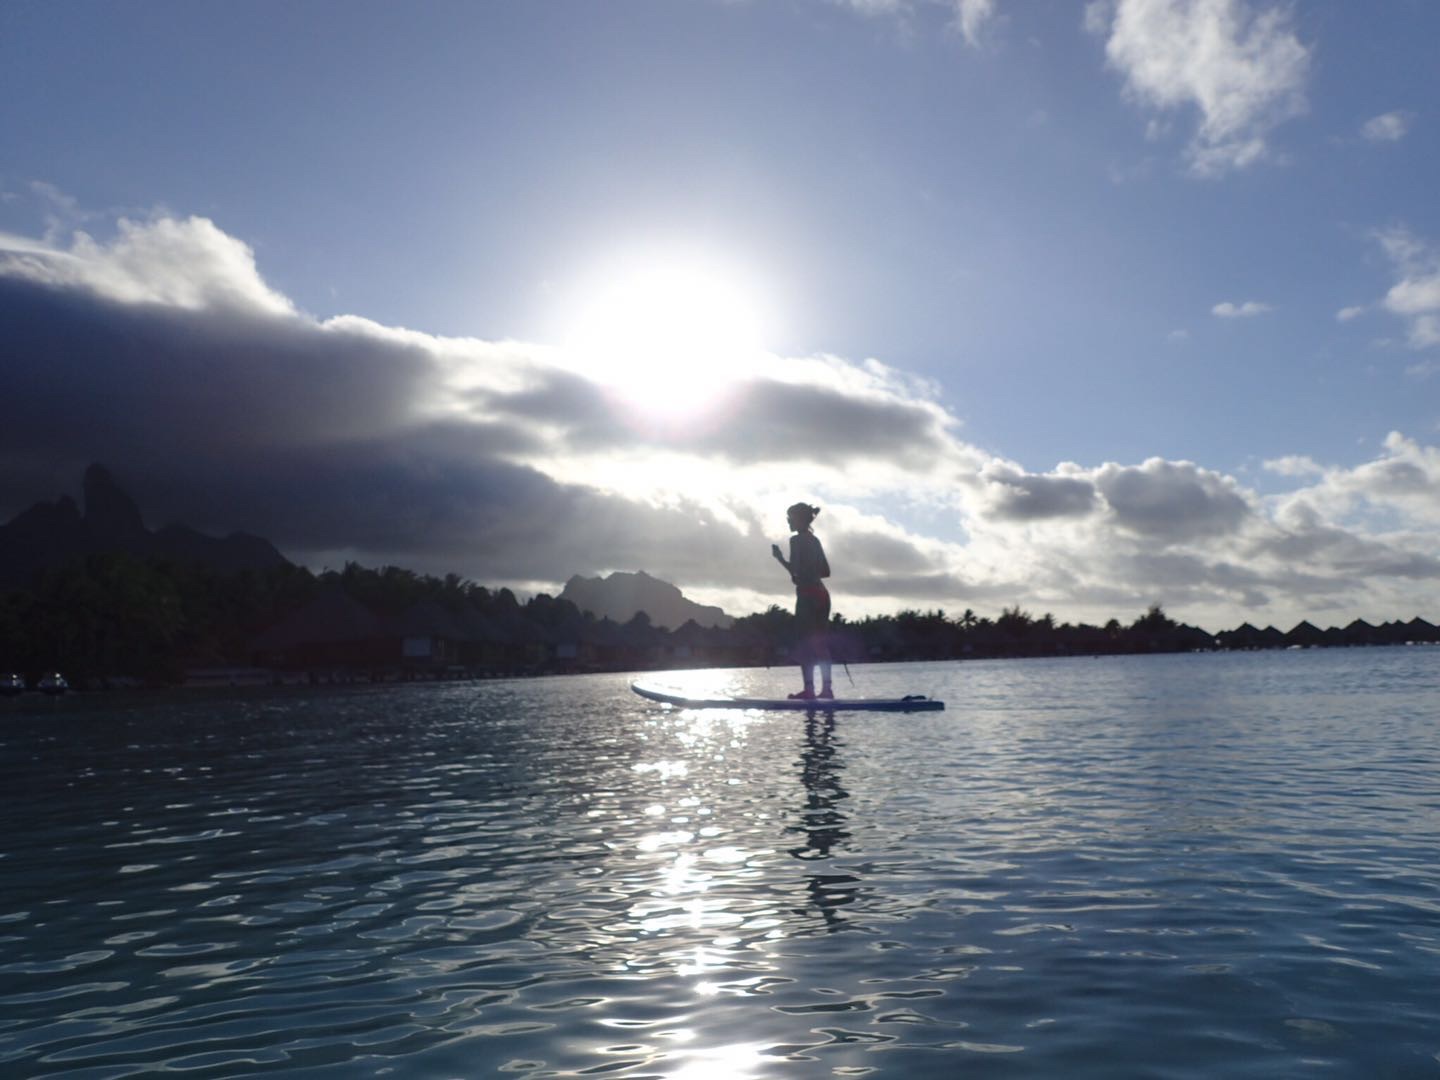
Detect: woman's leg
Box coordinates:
(816, 595, 833, 696)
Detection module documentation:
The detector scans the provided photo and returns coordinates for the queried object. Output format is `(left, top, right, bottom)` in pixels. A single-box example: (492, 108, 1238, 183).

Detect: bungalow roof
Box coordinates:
(1285, 620, 1324, 644)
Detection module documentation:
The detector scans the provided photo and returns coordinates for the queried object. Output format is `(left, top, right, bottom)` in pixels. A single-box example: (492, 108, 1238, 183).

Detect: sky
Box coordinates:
(2, 0, 1439, 633)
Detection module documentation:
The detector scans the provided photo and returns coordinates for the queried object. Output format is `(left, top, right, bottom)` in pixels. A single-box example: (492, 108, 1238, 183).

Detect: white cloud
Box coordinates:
(1361, 111, 1413, 143)
(951, 0, 997, 45)
(1384, 278, 1440, 317)
(1093, 0, 1310, 176)
(834, 0, 908, 16)
(1373, 226, 1440, 349)
(832, 0, 998, 44)
(1264, 454, 1322, 477)
(0, 216, 294, 317)
(30, 179, 93, 243)
(1083, 1, 1113, 36)
(1336, 305, 1365, 322)
(1377, 225, 1428, 267)
(1407, 317, 1440, 349)
(1270, 432, 1440, 528)
(1212, 299, 1272, 318)
(0, 230, 60, 257)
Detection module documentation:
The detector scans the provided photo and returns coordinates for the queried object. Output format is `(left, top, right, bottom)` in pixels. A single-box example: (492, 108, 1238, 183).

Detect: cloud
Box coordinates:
(831, 0, 997, 44)
(833, 0, 908, 16)
(0, 214, 980, 608)
(1, 215, 295, 316)
(1091, 0, 1310, 176)
(1373, 227, 1440, 349)
(951, 0, 997, 45)
(1361, 111, 1413, 143)
(1094, 458, 1252, 540)
(979, 462, 1099, 521)
(1212, 299, 1272, 318)
(1256, 489, 1440, 591)
(1260, 438, 1440, 601)
(0, 266, 780, 591)
(1331, 433, 1440, 516)
(1335, 305, 1365, 322)
(482, 367, 958, 468)
(982, 445, 1440, 623)
(5, 212, 1440, 632)
(1264, 454, 1322, 478)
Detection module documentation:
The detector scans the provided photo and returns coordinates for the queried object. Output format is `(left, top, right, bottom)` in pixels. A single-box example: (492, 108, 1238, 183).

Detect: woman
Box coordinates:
(772, 502, 833, 700)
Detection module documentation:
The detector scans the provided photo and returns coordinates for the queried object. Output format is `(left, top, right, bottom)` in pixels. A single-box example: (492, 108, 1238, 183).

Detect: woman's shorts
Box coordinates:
(794, 585, 831, 636)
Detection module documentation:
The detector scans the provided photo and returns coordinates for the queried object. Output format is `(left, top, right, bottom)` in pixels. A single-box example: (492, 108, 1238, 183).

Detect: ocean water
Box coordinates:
(2, 649, 1438, 1077)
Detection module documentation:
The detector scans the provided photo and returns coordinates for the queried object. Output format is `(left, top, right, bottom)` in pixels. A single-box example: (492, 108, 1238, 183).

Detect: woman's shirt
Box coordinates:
(788, 531, 830, 588)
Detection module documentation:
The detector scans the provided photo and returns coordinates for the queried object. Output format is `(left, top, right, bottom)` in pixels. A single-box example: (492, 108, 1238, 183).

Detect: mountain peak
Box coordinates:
(560, 570, 732, 630)
(82, 463, 146, 539)
(0, 464, 291, 587)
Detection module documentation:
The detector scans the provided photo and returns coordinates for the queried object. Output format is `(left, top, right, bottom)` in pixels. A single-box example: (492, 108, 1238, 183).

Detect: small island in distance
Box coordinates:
(1, 465, 1436, 691)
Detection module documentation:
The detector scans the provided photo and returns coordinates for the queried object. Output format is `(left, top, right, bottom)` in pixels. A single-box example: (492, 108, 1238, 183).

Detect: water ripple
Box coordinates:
(2, 654, 1440, 1075)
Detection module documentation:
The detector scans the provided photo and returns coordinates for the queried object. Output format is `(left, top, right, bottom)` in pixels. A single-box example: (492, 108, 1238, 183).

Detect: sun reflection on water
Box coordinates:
(550, 675, 880, 1073)
(666, 1040, 775, 1079)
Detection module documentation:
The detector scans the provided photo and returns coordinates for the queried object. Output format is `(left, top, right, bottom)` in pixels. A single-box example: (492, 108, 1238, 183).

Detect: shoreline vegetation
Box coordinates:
(2, 555, 1437, 692)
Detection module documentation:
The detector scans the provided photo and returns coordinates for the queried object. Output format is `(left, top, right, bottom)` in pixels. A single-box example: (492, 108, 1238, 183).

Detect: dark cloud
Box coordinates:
(0, 274, 768, 586)
(7, 269, 947, 603)
(980, 464, 1099, 521)
(1258, 502, 1358, 562)
(0, 276, 436, 466)
(0, 238, 960, 608)
(703, 380, 950, 466)
(1096, 459, 1251, 540)
(480, 368, 953, 467)
(485, 369, 615, 431)
(1252, 520, 1440, 583)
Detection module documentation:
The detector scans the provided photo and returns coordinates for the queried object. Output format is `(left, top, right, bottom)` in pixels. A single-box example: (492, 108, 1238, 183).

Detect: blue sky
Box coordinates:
(3, 0, 1439, 630)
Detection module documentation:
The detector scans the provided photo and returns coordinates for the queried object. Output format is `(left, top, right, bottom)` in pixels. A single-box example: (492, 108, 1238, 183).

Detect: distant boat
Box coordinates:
(37, 673, 69, 696)
(1, 673, 23, 696)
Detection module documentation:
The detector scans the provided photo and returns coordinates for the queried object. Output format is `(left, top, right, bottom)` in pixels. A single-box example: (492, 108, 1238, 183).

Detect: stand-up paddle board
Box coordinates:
(632, 682, 943, 712)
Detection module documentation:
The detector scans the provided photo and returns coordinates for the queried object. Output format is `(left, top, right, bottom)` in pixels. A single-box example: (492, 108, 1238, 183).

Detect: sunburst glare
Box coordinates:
(561, 251, 771, 416)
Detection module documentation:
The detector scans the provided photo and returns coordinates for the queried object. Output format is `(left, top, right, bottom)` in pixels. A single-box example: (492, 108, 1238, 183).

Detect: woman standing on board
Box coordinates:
(772, 502, 833, 700)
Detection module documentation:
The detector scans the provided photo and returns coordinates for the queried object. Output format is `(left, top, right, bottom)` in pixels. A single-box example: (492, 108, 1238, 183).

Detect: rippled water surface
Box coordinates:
(3, 649, 1440, 1077)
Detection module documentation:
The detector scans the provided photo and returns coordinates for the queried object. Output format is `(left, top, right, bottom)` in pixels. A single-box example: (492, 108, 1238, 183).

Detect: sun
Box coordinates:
(561, 252, 770, 415)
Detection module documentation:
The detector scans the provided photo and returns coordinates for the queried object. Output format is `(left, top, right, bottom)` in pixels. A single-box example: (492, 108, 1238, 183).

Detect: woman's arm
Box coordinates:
(771, 543, 791, 574)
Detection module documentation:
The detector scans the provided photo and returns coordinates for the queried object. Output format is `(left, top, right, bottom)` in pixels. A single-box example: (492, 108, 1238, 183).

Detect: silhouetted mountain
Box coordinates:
(0, 464, 290, 587)
(1, 495, 88, 579)
(82, 464, 147, 544)
(151, 522, 289, 574)
(560, 570, 733, 630)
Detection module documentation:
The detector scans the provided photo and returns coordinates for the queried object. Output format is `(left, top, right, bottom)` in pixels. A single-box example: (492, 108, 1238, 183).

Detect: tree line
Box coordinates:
(1, 553, 1433, 689)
